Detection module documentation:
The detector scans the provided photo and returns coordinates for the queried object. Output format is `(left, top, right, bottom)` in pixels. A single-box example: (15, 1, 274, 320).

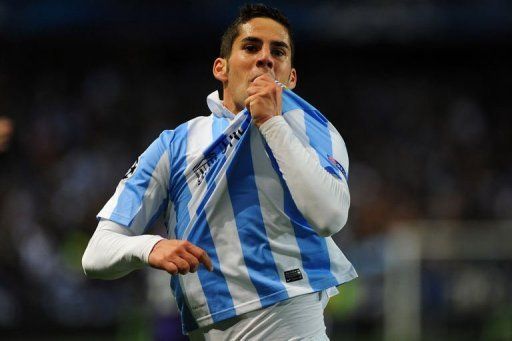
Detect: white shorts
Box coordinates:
(189, 291, 330, 341)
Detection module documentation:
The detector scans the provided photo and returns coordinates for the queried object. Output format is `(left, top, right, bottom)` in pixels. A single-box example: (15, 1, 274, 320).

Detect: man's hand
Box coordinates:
(245, 74, 283, 127)
(148, 239, 213, 275)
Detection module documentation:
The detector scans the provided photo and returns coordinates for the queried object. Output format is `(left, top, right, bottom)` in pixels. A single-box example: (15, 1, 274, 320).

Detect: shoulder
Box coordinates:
(158, 114, 214, 146)
(327, 121, 347, 148)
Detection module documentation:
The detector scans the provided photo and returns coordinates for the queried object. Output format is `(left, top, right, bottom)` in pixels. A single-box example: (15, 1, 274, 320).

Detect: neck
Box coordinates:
(221, 89, 243, 114)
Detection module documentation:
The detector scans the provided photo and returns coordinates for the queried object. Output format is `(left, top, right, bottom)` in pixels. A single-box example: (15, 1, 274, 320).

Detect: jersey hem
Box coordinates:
(187, 269, 358, 333)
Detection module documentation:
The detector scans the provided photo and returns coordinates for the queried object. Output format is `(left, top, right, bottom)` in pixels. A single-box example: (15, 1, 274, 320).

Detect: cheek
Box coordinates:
(279, 65, 293, 80)
(237, 56, 254, 72)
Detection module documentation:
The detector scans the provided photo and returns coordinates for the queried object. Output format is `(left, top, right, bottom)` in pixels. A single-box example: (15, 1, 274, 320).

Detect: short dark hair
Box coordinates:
(220, 3, 294, 64)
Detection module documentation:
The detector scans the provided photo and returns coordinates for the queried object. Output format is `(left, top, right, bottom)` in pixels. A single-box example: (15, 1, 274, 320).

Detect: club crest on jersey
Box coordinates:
(123, 157, 140, 180)
(327, 155, 348, 180)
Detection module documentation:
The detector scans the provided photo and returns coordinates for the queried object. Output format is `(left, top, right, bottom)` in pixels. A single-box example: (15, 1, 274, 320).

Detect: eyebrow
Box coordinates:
(240, 36, 290, 50)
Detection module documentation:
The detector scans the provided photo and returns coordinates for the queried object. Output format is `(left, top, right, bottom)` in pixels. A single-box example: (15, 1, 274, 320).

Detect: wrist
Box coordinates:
(253, 117, 271, 128)
(258, 115, 286, 133)
(142, 236, 165, 264)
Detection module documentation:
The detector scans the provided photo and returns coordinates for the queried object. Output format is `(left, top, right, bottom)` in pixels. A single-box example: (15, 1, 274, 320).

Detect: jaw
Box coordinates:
(222, 80, 251, 114)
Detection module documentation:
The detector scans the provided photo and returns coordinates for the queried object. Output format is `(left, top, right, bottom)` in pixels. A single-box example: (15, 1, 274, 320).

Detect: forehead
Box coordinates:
(235, 17, 290, 45)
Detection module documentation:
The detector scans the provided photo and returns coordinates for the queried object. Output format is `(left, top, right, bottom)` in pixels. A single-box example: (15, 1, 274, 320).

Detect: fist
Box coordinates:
(148, 239, 213, 275)
(245, 74, 283, 127)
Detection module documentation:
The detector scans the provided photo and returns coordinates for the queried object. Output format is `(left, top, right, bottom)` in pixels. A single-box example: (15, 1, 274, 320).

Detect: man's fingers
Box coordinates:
(246, 85, 259, 96)
(148, 239, 213, 275)
(170, 256, 190, 275)
(199, 252, 213, 272)
(244, 94, 266, 110)
(180, 252, 200, 273)
(244, 94, 257, 110)
(247, 82, 280, 101)
(163, 262, 178, 275)
(247, 82, 268, 96)
(253, 73, 274, 84)
(186, 244, 213, 272)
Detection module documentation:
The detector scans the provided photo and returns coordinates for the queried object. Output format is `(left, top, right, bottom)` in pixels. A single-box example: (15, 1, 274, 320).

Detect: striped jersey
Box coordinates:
(98, 89, 357, 333)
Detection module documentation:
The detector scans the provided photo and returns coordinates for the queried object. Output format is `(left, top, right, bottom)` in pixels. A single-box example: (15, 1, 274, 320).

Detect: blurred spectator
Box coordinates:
(0, 116, 13, 153)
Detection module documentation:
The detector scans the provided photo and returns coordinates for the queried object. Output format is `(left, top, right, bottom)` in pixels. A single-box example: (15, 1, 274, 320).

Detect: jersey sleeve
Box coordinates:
(97, 130, 173, 235)
(259, 115, 350, 237)
(325, 121, 349, 183)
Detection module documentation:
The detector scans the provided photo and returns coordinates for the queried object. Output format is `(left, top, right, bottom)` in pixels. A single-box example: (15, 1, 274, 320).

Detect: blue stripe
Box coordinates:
(167, 123, 199, 334)
(169, 118, 236, 330)
(169, 123, 192, 239)
(187, 119, 236, 322)
(174, 115, 253, 329)
(143, 198, 169, 233)
(112, 131, 170, 227)
(284, 105, 339, 286)
(189, 210, 236, 324)
(185, 115, 253, 325)
(212, 115, 229, 138)
(171, 277, 198, 334)
(282, 90, 342, 180)
(226, 127, 287, 299)
(303, 110, 342, 180)
(281, 88, 319, 114)
(263, 142, 338, 290)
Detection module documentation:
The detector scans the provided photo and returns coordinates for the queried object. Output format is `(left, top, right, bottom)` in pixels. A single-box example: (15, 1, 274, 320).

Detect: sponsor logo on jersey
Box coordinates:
(193, 127, 245, 186)
(327, 155, 348, 180)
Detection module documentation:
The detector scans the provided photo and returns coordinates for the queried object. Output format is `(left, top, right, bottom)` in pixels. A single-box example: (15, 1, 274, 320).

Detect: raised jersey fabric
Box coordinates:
(98, 89, 357, 333)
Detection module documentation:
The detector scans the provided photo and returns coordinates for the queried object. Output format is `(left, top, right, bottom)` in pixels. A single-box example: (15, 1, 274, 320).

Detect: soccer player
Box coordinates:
(82, 4, 356, 340)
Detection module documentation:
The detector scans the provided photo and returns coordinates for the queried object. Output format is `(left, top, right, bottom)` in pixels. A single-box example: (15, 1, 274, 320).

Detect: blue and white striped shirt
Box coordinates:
(98, 89, 357, 333)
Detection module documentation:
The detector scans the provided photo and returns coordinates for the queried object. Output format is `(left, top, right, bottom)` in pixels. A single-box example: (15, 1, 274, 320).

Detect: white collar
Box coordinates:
(206, 90, 236, 119)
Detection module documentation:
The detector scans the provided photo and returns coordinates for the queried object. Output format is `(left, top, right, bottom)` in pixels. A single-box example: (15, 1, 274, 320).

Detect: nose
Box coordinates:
(256, 47, 273, 70)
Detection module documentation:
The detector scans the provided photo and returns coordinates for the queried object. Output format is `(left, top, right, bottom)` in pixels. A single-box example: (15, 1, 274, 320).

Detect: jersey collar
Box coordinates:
(207, 91, 236, 119)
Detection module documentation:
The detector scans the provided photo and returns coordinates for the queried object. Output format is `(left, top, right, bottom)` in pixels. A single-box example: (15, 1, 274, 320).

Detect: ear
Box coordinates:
(213, 58, 228, 83)
(287, 68, 297, 89)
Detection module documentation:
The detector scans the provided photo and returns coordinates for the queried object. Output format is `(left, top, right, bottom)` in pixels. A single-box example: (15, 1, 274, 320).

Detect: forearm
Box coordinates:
(259, 116, 350, 237)
(82, 219, 164, 279)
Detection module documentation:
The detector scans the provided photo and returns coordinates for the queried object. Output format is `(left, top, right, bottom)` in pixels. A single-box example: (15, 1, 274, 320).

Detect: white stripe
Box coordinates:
(250, 125, 314, 295)
(204, 166, 261, 313)
(325, 237, 357, 282)
(284, 109, 323, 166)
(98, 181, 125, 221)
(181, 113, 249, 239)
(185, 116, 215, 217)
(328, 121, 349, 179)
(130, 151, 170, 234)
(283, 109, 309, 147)
(181, 116, 218, 240)
(179, 116, 215, 323)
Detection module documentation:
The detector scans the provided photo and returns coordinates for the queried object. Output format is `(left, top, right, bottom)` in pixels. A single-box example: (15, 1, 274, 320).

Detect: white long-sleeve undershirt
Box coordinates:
(82, 116, 350, 279)
(82, 219, 163, 279)
(258, 115, 350, 237)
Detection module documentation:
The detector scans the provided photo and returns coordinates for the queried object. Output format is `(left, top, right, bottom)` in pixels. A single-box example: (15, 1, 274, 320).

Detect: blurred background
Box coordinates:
(1, 0, 511, 340)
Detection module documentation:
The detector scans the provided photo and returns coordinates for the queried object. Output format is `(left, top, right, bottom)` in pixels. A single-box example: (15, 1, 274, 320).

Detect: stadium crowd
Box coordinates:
(1, 1, 511, 339)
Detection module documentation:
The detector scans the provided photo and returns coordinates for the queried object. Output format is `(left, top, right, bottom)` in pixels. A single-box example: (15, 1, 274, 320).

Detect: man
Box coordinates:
(82, 4, 356, 340)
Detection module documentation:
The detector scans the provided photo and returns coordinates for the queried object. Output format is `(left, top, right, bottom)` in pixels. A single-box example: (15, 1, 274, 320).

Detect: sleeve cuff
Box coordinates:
(258, 115, 289, 136)
(140, 235, 165, 264)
